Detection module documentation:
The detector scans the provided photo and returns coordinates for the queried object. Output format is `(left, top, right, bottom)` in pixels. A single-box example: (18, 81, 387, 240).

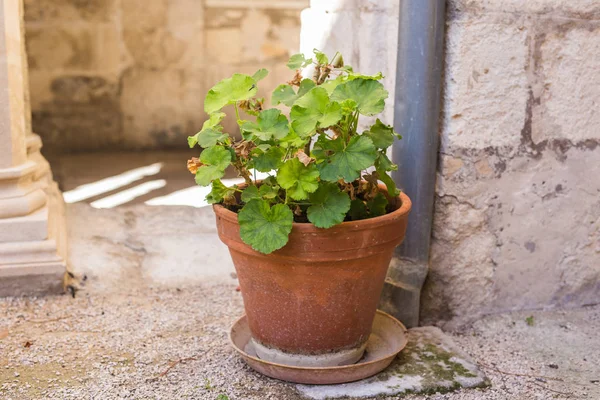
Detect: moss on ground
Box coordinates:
(374, 337, 489, 396)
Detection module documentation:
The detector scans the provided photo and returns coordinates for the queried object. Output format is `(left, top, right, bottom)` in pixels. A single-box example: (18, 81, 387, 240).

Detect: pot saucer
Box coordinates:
(229, 310, 408, 385)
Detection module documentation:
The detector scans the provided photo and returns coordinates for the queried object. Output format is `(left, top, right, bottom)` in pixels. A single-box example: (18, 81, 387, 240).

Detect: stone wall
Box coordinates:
(423, 0, 600, 329)
(24, 0, 307, 154)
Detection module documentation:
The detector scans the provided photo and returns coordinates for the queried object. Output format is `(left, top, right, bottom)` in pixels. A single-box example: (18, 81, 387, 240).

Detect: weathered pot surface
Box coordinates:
(214, 186, 411, 367)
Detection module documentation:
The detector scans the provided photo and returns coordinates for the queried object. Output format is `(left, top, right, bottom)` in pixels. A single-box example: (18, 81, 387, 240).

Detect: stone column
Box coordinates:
(0, 0, 66, 296)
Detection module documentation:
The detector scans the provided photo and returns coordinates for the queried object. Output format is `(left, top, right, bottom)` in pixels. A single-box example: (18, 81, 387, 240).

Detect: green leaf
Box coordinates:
(376, 167, 399, 197)
(206, 179, 236, 204)
(189, 113, 228, 148)
(287, 53, 312, 69)
(271, 79, 316, 107)
(339, 99, 358, 115)
(238, 200, 293, 254)
(348, 199, 368, 220)
(331, 78, 388, 116)
(321, 71, 382, 95)
(252, 68, 269, 82)
(290, 87, 342, 137)
(241, 109, 289, 141)
(202, 112, 226, 130)
(376, 152, 397, 172)
(313, 49, 328, 65)
(319, 102, 342, 127)
(315, 136, 377, 182)
(241, 185, 260, 203)
(276, 158, 320, 200)
(205, 74, 258, 114)
(307, 182, 351, 228)
(259, 183, 280, 200)
(271, 84, 296, 106)
(195, 166, 225, 186)
(279, 129, 306, 149)
(252, 146, 285, 172)
(241, 184, 280, 203)
(351, 72, 384, 81)
(195, 146, 231, 186)
(193, 128, 228, 148)
(364, 119, 396, 149)
(367, 192, 388, 217)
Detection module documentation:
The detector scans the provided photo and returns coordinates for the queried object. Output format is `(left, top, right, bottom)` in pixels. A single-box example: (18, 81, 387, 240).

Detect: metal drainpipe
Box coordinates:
(379, 0, 446, 328)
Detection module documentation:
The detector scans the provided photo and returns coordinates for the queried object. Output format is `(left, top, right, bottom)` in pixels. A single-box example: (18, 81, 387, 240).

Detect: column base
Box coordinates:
(0, 136, 67, 297)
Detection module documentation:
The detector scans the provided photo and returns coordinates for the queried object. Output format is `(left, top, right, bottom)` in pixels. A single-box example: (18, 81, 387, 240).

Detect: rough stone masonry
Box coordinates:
(423, 0, 600, 329)
(24, 0, 307, 154)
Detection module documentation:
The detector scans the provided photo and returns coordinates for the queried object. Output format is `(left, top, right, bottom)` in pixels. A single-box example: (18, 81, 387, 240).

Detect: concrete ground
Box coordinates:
(1, 153, 599, 399)
(1, 201, 599, 399)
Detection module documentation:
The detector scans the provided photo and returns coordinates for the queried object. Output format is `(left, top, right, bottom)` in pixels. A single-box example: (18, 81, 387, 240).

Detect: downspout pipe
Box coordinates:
(380, 0, 446, 328)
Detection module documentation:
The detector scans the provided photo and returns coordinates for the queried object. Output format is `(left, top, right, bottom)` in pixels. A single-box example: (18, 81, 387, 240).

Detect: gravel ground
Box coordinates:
(1, 283, 598, 400)
(2, 204, 598, 399)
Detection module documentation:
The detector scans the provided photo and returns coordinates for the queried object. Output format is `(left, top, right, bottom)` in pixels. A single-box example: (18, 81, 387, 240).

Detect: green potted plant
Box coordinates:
(187, 50, 411, 367)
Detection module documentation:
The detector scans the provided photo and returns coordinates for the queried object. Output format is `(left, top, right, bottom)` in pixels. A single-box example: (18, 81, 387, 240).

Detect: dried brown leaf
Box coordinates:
(288, 70, 303, 86)
(233, 141, 255, 159)
(295, 149, 314, 167)
(187, 157, 203, 174)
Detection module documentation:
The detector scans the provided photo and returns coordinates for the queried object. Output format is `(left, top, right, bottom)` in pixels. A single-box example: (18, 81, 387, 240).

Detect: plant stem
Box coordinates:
(303, 139, 311, 156)
(351, 111, 360, 136)
(234, 102, 240, 122)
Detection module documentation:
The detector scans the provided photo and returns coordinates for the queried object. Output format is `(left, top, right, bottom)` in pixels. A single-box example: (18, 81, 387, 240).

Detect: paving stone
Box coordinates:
(297, 327, 488, 399)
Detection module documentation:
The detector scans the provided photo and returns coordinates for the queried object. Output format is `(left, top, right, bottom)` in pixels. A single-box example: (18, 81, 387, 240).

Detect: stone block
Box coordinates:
(121, 0, 167, 31)
(120, 68, 204, 148)
(538, 27, 600, 142)
(205, 28, 243, 65)
(0, 206, 48, 243)
(167, 0, 204, 69)
(32, 75, 122, 152)
(297, 326, 488, 399)
(261, 10, 301, 61)
(427, 148, 600, 328)
(26, 70, 54, 111)
(121, 0, 190, 70)
(25, 23, 122, 72)
(449, 0, 600, 20)
(24, 0, 117, 22)
(441, 20, 529, 151)
(122, 29, 186, 70)
(309, 0, 396, 13)
(238, 9, 278, 63)
(205, 8, 246, 29)
(0, 263, 64, 297)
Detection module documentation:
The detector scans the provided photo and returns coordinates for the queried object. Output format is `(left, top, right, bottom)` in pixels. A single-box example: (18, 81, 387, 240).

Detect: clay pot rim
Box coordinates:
(213, 188, 412, 232)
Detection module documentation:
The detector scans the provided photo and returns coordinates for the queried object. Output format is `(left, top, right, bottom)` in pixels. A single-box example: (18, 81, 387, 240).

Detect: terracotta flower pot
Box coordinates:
(214, 187, 411, 367)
